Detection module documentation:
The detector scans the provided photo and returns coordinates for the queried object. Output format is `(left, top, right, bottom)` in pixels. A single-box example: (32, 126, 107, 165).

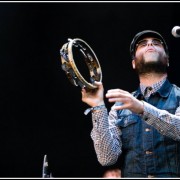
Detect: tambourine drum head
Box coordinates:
(72, 45, 91, 84)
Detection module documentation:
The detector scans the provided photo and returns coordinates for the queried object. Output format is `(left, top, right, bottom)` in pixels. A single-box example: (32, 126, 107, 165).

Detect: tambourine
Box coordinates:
(60, 38, 102, 90)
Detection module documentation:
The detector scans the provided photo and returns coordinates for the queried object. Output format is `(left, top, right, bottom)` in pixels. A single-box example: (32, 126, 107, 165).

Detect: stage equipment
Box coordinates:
(42, 154, 53, 178)
(172, 26, 180, 38)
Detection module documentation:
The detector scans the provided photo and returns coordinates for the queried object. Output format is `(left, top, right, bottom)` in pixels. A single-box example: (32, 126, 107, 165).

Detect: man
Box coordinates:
(81, 30, 180, 177)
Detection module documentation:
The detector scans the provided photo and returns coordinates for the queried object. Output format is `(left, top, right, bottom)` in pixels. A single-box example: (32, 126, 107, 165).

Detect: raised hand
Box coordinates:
(106, 89, 144, 114)
(81, 81, 105, 107)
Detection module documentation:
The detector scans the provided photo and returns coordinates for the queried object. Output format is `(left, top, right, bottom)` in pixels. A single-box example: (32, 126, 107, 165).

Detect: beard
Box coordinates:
(134, 55, 168, 75)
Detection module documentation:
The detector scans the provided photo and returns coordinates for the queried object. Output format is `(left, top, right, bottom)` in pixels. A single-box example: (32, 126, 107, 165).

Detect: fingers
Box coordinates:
(106, 89, 132, 107)
(111, 104, 132, 111)
(81, 88, 86, 94)
(93, 81, 102, 86)
(107, 88, 129, 94)
(111, 104, 128, 110)
(106, 92, 121, 98)
(93, 81, 103, 90)
(108, 97, 128, 103)
(81, 81, 103, 97)
(81, 81, 103, 93)
(81, 88, 86, 97)
(106, 91, 130, 99)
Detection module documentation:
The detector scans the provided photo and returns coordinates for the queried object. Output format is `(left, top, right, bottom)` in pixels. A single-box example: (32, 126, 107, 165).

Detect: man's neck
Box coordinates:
(139, 73, 167, 86)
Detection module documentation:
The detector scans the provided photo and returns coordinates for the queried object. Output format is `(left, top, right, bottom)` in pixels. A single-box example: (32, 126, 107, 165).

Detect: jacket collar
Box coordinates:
(133, 79, 172, 99)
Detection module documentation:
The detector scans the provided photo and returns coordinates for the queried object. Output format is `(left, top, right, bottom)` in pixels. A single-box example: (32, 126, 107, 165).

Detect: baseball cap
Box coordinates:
(130, 30, 169, 59)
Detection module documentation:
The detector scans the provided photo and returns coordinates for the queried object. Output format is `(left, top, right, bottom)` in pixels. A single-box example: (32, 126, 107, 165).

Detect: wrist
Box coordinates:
(90, 101, 105, 107)
(84, 104, 106, 115)
(139, 100, 144, 114)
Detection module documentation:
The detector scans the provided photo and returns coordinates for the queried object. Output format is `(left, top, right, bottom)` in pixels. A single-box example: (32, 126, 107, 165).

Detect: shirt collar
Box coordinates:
(140, 77, 167, 96)
(134, 77, 172, 99)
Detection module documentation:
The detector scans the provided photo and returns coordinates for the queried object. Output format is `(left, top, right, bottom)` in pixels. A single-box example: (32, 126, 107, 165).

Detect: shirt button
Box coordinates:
(145, 128, 151, 132)
(146, 151, 153, 155)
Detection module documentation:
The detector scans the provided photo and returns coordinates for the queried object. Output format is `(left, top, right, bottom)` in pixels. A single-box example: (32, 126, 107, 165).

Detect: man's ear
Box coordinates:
(132, 59, 136, 69)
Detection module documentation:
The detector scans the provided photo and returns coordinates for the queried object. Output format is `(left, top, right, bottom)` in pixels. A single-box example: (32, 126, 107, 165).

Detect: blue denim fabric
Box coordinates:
(116, 79, 180, 177)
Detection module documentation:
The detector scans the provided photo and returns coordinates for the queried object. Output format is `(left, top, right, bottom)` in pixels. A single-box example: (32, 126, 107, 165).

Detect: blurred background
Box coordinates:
(0, 2, 180, 177)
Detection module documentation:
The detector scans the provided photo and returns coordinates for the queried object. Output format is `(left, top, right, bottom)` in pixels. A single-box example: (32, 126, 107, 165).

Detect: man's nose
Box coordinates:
(147, 41, 153, 46)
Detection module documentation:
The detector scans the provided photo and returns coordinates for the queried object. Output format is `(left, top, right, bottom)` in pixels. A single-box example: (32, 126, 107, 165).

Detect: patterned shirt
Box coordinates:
(90, 77, 180, 166)
(140, 77, 166, 99)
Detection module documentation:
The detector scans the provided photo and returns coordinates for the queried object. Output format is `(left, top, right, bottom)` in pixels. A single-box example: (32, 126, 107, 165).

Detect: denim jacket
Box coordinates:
(116, 79, 180, 177)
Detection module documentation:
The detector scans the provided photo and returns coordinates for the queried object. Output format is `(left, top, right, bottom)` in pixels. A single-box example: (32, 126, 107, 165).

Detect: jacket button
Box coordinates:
(146, 151, 153, 155)
(145, 128, 151, 132)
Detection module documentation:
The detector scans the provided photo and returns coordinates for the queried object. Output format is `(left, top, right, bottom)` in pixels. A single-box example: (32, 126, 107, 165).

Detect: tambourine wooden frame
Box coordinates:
(60, 38, 102, 90)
